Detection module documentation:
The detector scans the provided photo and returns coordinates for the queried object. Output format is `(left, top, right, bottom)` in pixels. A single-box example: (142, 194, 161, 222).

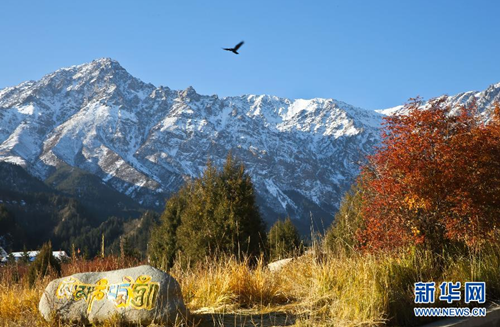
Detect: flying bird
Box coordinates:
(223, 41, 244, 55)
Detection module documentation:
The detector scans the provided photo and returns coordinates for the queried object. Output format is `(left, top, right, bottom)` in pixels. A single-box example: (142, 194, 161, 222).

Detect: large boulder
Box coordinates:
(39, 265, 187, 325)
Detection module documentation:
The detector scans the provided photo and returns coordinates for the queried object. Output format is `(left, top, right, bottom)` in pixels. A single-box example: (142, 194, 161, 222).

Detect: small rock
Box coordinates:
(268, 258, 294, 272)
(39, 265, 187, 325)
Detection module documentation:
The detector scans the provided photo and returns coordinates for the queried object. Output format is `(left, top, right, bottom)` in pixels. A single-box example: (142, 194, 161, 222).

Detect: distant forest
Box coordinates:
(0, 162, 158, 258)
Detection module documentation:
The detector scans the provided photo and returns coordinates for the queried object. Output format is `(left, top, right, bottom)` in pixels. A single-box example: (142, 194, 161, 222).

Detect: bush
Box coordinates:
(268, 217, 302, 260)
(28, 241, 61, 286)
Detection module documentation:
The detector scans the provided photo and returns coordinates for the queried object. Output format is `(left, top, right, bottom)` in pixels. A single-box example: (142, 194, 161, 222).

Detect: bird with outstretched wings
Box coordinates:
(223, 41, 244, 55)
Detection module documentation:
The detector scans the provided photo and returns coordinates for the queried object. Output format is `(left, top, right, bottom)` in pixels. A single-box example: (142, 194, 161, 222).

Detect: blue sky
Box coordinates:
(0, 0, 499, 109)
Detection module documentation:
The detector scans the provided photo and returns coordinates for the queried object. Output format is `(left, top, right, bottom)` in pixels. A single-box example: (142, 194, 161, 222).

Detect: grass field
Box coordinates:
(1, 244, 499, 327)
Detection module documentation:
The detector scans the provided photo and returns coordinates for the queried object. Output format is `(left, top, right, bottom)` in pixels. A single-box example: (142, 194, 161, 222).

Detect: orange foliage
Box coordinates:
(359, 98, 500, 251)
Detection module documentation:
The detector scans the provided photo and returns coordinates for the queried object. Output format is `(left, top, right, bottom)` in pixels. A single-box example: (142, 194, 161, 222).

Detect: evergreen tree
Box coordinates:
(149, 191, 187, 269)
(6, 253, 16, 265)
(0, 204, 14, 233)
(68, 216, 124, 258)
(20, 245, 31, 264)
(28, 241, 61, 286)
(324, 182, 364, 253)
(0, 205, 16, 249)
(268, 217, 302, 260)
(120, 236, 141, 260)
(124, 211, 159, 259)
(149, 153, 266, 268)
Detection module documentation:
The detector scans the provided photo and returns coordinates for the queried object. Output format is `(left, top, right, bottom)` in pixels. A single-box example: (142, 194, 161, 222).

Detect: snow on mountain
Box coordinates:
(0, 58, 497, 229)
(376, 83, 500, 119)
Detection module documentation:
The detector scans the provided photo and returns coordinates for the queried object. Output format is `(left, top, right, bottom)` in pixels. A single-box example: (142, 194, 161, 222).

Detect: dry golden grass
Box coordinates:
(171, 256, 293, 311)
(1, 247, 499, 327)
(282, 253, 388, 326)
(0, 283, 48, 327)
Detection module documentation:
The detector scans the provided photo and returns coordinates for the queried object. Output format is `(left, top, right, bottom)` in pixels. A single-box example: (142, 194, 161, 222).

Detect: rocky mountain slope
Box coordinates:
(0, 58, 498, 230)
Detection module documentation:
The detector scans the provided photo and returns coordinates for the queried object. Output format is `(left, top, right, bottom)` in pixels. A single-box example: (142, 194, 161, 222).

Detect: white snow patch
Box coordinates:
(375, 105, 404, 116)
(0, 156, 26, 166)
(17, 104, 36, 115)
(286, 99, 314, 120)
(264, 179, 297, 211)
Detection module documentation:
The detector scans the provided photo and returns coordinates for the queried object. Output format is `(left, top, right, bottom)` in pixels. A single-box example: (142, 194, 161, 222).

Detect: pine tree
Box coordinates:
(149, 189, 188, 269)
(149, 153, 267, 268)
(268, 217, 302, 260)
(324, 182, 364, 253)
(28, 241, 61, 286)
(0, 205, 15, 249)
(129, 211, 159, 257)
(6, 253, 16, 265)
(20, 245, 31, 264)
(0, 204, 14, 233)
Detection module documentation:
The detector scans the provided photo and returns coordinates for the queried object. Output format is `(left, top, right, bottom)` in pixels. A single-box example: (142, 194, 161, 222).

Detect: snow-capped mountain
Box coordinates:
(377, 82, 500, 118)
(0, 59, 382, 227)
(0, 58, 498, 229)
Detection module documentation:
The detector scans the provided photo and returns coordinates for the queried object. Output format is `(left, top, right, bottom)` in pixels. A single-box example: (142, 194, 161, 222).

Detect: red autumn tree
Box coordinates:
(358, 98, 500, 252)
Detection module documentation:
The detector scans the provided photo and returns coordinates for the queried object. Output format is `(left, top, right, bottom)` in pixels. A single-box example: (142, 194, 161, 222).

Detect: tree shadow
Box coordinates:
(194, 311, 297, 327)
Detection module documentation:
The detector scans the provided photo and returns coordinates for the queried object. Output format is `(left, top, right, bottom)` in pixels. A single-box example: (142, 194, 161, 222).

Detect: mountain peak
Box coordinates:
(48, 58, 124, 77)
(179, 86, 200, 100)
(93, 57, 119, 64)
(73, 57, 127, 76)
(181, 86, 197, 95)
(87, 57, 124, 71)
(48, 58, 152, 96)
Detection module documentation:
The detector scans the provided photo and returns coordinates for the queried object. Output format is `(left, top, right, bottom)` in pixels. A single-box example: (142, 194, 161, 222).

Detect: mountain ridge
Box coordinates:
(1, 58, 499, 230)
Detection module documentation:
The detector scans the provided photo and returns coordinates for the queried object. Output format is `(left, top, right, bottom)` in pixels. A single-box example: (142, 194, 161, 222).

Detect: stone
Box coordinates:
(39, 265, 188, 325)
(267, 258, 294, 272)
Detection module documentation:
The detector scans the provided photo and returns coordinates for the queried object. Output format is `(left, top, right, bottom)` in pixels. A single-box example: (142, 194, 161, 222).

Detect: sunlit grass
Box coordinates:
(171, 256, 293, 311)
(1, 245, 499, 326)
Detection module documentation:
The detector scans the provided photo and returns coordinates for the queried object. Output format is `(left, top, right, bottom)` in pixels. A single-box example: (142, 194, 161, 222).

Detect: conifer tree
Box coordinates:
(324, 182, 364, 252)
(28, 241, 61, 286)
(149, 153, 266, 267)
(149, 190, 188, 269)
(268, 217, 302, 260)
(20, 245, 31, 264)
